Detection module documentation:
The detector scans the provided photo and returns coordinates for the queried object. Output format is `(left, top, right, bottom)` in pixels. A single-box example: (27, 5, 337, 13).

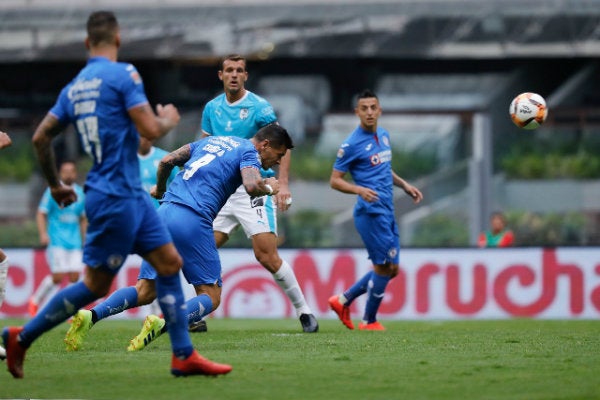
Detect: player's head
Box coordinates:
(86, 11, 120, 49)
(355, 89, 381, 132)
(59, 161, 78, 185)
(218, 54, 248, 98)
(138, 136, 153, 156)
(490, 211, 507, 233)
(253, 124, 294, 169)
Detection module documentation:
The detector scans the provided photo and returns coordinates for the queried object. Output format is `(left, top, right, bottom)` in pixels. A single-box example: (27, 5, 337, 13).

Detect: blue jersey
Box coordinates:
(138, 146, 178, 209)
(333, 126, 394, 215)
(162, 136, 262, 218)
(49, 56, 149, 197)
(38, 184, 86, 250)
(201, 91, 277, 177)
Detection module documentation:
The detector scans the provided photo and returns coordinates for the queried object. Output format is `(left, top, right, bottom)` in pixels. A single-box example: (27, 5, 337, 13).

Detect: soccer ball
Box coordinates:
(509, 92, 548, 130)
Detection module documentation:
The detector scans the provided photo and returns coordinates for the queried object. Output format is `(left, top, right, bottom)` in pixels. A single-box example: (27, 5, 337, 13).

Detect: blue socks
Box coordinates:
(91, 286, 138, 323)
(20, 281, 97, 347)
(363, 272, 391, 324)
(343, 271, 373, 305)
(185, 294, 213, 325)
(155, 273, 193, 359)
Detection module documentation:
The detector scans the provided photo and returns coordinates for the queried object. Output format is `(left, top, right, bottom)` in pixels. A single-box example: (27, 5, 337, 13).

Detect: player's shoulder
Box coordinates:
(245, 91, 271, 105)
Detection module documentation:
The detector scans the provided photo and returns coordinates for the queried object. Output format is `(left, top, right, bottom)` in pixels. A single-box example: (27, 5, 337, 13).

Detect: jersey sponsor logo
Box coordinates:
(370, 149, 392, 166)
(337, 148, 345, 158)
(240, 108, 249, 120)
(388, 247, 398, 259)
(382, 136, 390, 147)
(68, 78, 102, 101)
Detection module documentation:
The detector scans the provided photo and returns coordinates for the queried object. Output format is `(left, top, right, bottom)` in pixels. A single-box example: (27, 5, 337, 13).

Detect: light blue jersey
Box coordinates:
(138, 146, 178, 208)
(201, 91, 277, 139)
(162, 136, 261, 218)
(201, 91, 277, 177)
(38, 184, 86, 250)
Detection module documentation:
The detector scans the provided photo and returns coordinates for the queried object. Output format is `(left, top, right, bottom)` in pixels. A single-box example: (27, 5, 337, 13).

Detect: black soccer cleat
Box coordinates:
(188, 319, 208, 333)
(299, 313, 319, 333)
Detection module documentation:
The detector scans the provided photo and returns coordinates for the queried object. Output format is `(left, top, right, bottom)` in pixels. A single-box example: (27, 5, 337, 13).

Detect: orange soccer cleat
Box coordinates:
(2, 326, 27, 378)
(328, 295, 354, 330)
(171, 350, 232, 377)
(358, 321, 386, 331)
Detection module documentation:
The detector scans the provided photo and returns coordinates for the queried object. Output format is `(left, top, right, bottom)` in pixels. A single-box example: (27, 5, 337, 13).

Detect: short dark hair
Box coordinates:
(357, 89, 378, 101)
(87, 11, 119, 47)
(221, 54, 247, 70)
(254, 124, 294, 150)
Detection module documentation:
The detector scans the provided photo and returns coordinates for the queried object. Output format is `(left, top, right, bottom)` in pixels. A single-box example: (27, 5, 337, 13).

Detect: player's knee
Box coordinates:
(254, 252, 280, 273)
(156, 253, 183, 276)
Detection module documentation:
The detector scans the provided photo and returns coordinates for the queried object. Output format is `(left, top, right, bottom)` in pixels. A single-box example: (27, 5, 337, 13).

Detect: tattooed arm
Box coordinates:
(241, 167, 279, 197)
(32, 114, 77, 207)
(152, 144, 191, 199)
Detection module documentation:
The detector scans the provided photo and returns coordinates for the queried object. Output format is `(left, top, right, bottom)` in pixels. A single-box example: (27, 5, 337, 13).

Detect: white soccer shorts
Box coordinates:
(213, 185, 278, 238)
(46, 246, 84, 273)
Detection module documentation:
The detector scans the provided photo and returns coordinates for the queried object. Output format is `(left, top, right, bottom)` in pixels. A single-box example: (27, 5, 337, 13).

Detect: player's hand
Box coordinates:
(0, 131, 12, 149)
(264, 177, 280, 196)
(403, 183, 423, 204)
(156, 103, 181, 128)
(358, 187, 379, 203)
(39, 232, 50, 247)
(50, 184, 77, 208)
(275, 184, 292, 212)
(150, 185, 165, 200)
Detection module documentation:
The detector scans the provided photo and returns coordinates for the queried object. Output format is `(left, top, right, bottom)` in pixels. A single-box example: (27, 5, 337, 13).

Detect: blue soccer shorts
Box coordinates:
(354, 211, 400, 265)
(138, 202, 222, 286)
(83, 189, 172, 274)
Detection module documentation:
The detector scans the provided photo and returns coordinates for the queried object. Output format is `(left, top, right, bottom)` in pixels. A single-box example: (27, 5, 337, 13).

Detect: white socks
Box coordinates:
(0, 257, 8, 306)
(32, 275, 57, 304)
(273, 260, 312, 316)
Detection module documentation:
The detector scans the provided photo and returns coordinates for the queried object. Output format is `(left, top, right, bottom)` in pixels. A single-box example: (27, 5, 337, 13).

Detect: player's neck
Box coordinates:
(226, 88, 247, 104)
(89, 46, 118, 62)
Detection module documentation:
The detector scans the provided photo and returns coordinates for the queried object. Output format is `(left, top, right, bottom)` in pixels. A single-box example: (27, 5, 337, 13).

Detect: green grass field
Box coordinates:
(1, 318, 599, 400)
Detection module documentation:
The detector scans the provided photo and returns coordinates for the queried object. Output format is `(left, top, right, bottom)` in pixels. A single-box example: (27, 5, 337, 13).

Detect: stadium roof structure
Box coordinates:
(1, 0, 600, 61)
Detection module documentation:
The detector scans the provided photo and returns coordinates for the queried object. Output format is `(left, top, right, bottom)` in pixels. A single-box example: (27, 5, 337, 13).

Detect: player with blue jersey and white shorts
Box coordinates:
(328, 89, 423, 331)
(29, 161, 86, 317)
(2, 11, 231, 379)
(200, 54, 318, 333)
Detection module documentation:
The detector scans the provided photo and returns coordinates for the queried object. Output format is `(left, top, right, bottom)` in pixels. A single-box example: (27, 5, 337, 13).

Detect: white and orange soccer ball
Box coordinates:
(509, 92, 548, 130)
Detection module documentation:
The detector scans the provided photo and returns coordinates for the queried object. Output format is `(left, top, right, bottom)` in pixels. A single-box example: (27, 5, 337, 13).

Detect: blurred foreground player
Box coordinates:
(2, 11, 231, 378)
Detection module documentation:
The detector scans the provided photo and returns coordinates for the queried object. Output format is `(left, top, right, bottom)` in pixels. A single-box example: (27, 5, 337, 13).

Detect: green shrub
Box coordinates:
(411, 214, 470, 247)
